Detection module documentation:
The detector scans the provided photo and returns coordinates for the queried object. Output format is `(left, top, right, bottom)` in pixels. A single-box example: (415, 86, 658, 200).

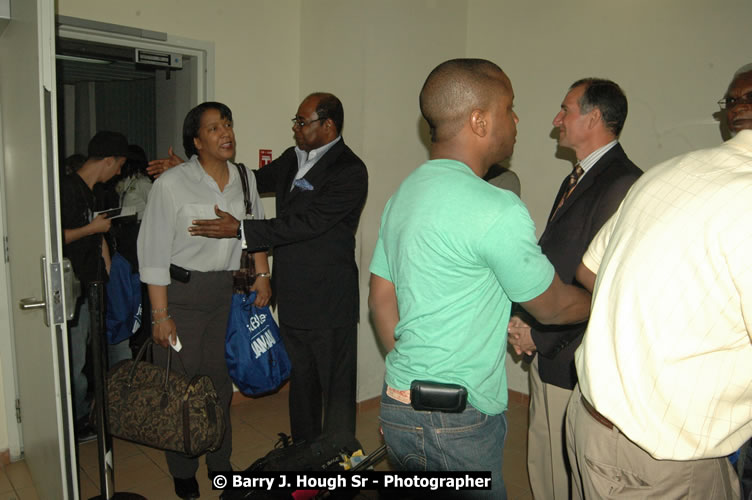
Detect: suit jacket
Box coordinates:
(530, 143, 641, 389)
(243, 139, 368, 329)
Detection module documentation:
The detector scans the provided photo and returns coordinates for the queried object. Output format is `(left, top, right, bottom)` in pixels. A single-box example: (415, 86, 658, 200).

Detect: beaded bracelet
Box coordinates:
(151, 307, 168, 314)
(152, 315, 172, 326)
(256, 272, 271, 278)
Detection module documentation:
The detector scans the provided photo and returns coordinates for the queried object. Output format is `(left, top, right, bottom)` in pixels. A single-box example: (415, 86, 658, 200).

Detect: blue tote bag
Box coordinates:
(225, 292, 292, 395)
(106, 252, 142, 345)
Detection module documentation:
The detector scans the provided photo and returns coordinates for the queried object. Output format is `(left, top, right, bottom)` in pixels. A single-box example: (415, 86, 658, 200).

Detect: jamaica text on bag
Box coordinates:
(247, 311, 278, 359)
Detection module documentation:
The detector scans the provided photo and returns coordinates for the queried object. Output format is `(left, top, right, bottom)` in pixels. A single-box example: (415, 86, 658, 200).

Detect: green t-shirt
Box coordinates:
(370, 159, 554, 414)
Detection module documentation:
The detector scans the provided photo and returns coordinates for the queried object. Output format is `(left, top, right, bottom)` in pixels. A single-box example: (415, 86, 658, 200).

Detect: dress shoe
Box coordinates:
(173, 476, 199, 499)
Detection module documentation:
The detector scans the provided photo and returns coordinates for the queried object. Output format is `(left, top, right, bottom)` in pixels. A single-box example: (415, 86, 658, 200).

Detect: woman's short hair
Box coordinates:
(182, 101, 233, 158)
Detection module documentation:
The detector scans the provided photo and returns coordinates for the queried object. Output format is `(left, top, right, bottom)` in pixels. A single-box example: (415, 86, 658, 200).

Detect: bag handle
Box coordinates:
(126, 338, 173, 394)
(235, 163, 253, 216)
(126, 338, 153, 383)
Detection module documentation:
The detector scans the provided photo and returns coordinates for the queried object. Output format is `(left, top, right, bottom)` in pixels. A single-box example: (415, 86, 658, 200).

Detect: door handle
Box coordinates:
(16, 256, 75, 324)
(17, 256, 51, 326)
(19, 297, 46, 310)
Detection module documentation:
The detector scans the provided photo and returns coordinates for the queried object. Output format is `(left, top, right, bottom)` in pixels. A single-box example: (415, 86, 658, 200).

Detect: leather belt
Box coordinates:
(581, 395, 614, 430)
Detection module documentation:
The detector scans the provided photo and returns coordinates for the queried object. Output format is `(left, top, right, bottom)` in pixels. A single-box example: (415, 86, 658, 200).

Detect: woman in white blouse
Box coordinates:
(137, 101, 270, 499)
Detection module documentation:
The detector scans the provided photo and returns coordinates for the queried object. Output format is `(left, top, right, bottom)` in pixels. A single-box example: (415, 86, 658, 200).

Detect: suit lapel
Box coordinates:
(547, 175, 571, 222)
(285, 139, 346, 205)
(549, 143, 625, 224)
(281, 152, 303, 205)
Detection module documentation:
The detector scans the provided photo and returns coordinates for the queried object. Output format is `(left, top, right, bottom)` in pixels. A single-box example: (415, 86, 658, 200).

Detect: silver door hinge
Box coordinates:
(15, 398, 21, 423)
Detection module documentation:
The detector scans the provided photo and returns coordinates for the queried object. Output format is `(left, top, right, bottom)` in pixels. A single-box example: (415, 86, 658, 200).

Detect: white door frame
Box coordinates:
(0, 16, 213, 464)
(0, 0, 74, 496)
(0, 99, 22, 462)
(57, 16, 215, 106)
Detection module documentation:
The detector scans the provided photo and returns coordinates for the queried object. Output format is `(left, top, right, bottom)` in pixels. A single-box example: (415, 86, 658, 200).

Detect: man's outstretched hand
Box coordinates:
(147, 146, 183, 179)
(189, 205, 240, 239)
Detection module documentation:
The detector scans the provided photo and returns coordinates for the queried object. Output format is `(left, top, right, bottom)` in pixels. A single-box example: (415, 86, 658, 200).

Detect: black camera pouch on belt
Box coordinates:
(410, 380, 468, 413)
(169, 264, 191, 283)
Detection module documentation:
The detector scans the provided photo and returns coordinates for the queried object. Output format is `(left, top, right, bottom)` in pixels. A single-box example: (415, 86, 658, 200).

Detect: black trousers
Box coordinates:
(281, 323, 357, 443)
(153, 271, 233, 478)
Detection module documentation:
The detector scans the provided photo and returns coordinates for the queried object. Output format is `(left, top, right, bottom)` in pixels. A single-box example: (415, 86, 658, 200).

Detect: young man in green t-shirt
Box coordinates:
(369, 58, 591, 499)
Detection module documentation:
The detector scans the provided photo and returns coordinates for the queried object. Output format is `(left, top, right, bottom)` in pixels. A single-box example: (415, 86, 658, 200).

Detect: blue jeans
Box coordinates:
(107, 337, 132, 368)
(69, 298, 90, 420)
(380, 384, 507, 499)
(69, 297, 133, 421)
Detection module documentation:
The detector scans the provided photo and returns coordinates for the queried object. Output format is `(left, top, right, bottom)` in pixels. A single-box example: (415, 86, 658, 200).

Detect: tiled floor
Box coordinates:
(0, 389, 532, 499)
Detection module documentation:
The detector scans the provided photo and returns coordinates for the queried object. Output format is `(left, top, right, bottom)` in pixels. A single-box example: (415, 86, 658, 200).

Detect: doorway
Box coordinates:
(0, 13, 213, 496)
(55, 15, 214, 164)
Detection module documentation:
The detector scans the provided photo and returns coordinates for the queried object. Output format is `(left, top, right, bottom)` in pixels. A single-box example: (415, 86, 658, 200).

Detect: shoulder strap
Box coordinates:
(235, 162, 252, 216)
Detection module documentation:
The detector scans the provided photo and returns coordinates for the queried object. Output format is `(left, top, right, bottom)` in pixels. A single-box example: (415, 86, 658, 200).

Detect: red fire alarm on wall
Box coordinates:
(259, 149, 273, 168)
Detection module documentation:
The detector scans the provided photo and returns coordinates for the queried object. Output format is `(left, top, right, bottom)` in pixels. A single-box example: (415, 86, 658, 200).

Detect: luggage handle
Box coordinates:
(126, 339, 173, 407)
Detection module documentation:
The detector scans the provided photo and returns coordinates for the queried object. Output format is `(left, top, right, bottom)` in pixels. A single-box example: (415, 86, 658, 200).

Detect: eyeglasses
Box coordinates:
(291, 117, 326, 128)
(718, 91, 752, 110)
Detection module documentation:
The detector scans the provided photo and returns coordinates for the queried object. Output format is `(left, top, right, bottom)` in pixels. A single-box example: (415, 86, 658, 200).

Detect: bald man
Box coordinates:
(723, 63, 752, 137)
(721, 62, 752, 500)
(368, 58, 591, 498)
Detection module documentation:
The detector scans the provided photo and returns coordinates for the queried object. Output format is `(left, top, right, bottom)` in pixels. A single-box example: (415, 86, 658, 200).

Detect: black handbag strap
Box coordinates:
(235, 162, 252, 216)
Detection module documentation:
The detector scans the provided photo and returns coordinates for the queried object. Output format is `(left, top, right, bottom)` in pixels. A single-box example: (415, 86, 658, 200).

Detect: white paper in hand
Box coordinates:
(171, 335, 183, 352)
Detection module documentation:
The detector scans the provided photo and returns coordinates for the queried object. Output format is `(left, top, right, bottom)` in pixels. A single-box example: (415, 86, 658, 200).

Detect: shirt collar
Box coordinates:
(295, 135, 341, 167)
(729, 129, 752, 150)
(186, 155, 237, 187)
(579, 140, 618, 175)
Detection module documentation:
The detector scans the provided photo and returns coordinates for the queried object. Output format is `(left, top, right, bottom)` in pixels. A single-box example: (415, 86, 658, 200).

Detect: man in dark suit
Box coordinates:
(508, 78, 641, 500)
(191, 93, 368, 443)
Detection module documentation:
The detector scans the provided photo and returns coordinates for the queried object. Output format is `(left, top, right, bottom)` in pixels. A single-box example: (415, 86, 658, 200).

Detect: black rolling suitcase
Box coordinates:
(223, 431, 387, 499)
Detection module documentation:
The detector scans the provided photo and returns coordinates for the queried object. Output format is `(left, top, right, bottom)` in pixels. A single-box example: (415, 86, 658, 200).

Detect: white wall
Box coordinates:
(295, 0, 752, 397)
(299, 0, 470, 402)
(465, 0, 752, 392)
(57, 0, 303, 167)
(1, 0, 744, 454)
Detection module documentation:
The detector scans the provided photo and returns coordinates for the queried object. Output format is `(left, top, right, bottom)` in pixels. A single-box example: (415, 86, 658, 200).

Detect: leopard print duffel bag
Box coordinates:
(106, 340, 225, 456)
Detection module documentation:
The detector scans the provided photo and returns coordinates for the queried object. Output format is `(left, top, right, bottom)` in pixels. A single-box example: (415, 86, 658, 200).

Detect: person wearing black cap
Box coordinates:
(61, 130, 131, 442)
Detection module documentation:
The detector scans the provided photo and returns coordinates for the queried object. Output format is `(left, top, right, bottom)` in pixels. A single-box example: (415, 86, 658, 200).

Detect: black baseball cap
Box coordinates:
(87, 131, 133, 159)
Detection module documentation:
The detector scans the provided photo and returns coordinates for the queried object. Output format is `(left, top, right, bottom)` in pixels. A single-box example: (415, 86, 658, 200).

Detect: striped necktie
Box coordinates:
(550, 163, 584, 221)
